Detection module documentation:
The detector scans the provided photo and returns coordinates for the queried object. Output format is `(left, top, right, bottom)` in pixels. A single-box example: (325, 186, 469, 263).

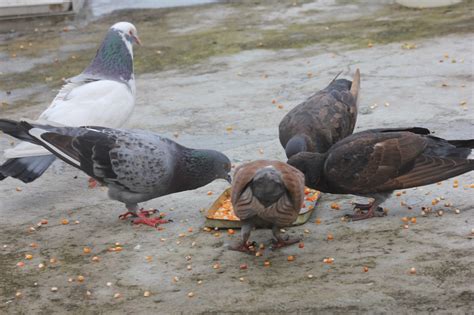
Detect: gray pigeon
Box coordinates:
(288, 127, 474, 221)
(0, 119, 232, 227)
(279, 69, 360, 158)
(230, 160, 305, 252)
(0, 22, 140, 183)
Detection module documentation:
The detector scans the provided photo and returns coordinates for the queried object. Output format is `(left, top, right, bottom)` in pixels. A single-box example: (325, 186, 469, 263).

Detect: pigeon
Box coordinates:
(287, 127, 474, 220)
(0, 119, 232, 227)
(0, 22, 141, 183)
(279, 69, 360, 158)
(230, 160, 305, 252)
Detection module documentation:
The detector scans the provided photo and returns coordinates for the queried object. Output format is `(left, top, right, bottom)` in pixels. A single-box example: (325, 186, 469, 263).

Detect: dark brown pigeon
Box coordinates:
(279, 69, 360, 158)
(230, 160, 305, 252)
(287, 127, 474, 220)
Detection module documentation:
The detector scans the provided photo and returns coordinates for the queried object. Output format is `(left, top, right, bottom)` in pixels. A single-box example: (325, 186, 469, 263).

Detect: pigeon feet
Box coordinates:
(132, 211, 170, 228)
(88, 177, 98, 189)
(270, 236, 301, 250)
(119, 209, 169, 227)
(229, 241, 257, 254)
(347, 204, 386, 221)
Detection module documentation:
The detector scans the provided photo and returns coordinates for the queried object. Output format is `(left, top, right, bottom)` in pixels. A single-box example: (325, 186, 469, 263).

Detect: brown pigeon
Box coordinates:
(287, 127, 474, 220)
(230, 160, 305, 252)
(279, 69, 360, 158)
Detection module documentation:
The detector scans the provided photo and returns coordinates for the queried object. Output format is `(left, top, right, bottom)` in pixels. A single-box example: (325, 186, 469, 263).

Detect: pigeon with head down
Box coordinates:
(0, 119, 232, 227)
(0, 22, 141, 183)
(230, 160, 305, 252)
(288, 127, 474, 221)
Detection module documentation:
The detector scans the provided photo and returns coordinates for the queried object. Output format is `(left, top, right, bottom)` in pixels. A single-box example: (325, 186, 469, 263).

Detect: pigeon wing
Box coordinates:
(324, 132, 427, 193)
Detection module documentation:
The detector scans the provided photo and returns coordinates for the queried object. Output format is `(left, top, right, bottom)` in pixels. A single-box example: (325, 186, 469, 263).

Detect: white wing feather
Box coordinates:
(4, 79, 135, 159)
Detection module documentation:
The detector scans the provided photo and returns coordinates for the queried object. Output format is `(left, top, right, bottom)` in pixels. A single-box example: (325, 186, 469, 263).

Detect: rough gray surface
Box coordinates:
(0, 1, 473, 314)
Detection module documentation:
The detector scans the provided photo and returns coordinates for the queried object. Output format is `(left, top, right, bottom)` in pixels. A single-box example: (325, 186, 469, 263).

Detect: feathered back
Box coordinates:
(231, 160, 305, 227)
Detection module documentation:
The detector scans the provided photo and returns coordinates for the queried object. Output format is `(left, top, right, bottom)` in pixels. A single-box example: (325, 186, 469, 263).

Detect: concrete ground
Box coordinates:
(0, 0, 473, 313)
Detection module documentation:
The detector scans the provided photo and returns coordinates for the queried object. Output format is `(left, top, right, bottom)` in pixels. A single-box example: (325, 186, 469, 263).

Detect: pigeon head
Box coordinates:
(287, 152, 325, 188)
(111, 22, 142, 47)
(82, 22, 140, 83)
(182, 149, 232, 188)
(285, 134, 311, 158)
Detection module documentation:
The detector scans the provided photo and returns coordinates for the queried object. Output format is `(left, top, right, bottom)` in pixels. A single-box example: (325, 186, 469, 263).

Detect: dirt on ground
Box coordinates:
(0, 0, 473, 314)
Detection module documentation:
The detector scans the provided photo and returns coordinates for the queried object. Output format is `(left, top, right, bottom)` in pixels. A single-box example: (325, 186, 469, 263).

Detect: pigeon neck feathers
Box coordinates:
(172, 148, 230, 192)
(287, 151, 328, 191)
(82, 28, 134, 84)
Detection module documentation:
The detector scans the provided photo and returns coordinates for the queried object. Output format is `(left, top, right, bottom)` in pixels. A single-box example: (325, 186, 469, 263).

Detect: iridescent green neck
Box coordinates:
(83, 29, 133, 82)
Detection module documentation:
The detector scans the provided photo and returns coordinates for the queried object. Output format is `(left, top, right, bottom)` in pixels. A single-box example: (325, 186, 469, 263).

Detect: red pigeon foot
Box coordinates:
(88, 177, 98, 188)
(131, 211, 170, 227)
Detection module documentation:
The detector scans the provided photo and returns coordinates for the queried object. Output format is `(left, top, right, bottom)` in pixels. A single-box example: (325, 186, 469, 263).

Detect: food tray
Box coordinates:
(205, 187, 320, 229)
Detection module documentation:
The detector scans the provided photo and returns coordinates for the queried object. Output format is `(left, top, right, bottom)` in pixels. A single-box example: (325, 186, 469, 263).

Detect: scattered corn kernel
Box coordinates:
(207, 191, 213, 196)
(263, 260, 271, 267)
(307, 274, 314, 279)
(77, 275, 85, 282)
(327, 233, 334, 241)
(213, 263, 220, 269)
(51, 287, 58, 292)
(83, 247, 91, 254)
(227, 229, 235, 235)
(188, 292, 194, 298)
(363, 266, 369, 272)
(240, 264, 248, 270)
(38, 263, 44, 269)
(410, 217, 417, 224)
(410, 267, 416, 274)
(25, 254, 33, 260)
(298, 242, 304, 249)
(287, 255, 295, 262)
(16, 261, 25, 267)
(330, 202, 340, 210)
(61, 219, 69, 225)
(15, 291, 22, 298)
(143, 291, 151, 297)
(92, 256, 100, 262)
(315, 218, 321, 224)
(114, 293, 121, 299)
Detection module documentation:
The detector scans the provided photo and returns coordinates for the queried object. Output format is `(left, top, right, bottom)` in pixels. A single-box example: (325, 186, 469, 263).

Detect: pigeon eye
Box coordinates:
(129, 30, 133, 35)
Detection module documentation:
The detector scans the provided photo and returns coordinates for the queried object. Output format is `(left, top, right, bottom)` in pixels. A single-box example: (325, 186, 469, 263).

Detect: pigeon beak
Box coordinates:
(226, 174, 232, 184)
(133, 35, 142, 46)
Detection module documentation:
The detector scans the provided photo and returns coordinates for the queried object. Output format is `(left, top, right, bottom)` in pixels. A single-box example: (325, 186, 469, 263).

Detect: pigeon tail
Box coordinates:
(0, 119, 39, 144)
(0, 155, 56, 183)
(350, 68, 360, 100)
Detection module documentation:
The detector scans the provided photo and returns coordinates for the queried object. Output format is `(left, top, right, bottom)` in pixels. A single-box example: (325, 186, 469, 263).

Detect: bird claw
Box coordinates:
(270, 236, 301, 250)
(229, 241, 257, 254)
(139, 208, 158, 216)
(132, 211, 170, 227)
(346, 208, 386, 221)
(118, 211, 137, 220)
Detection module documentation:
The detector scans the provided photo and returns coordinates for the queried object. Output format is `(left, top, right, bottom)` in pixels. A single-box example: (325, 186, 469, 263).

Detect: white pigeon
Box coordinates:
(0, 21, 141, 183)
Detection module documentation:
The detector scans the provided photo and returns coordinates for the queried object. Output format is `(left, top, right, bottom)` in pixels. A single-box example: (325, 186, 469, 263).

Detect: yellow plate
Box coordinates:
(205, 187, 320, 229)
